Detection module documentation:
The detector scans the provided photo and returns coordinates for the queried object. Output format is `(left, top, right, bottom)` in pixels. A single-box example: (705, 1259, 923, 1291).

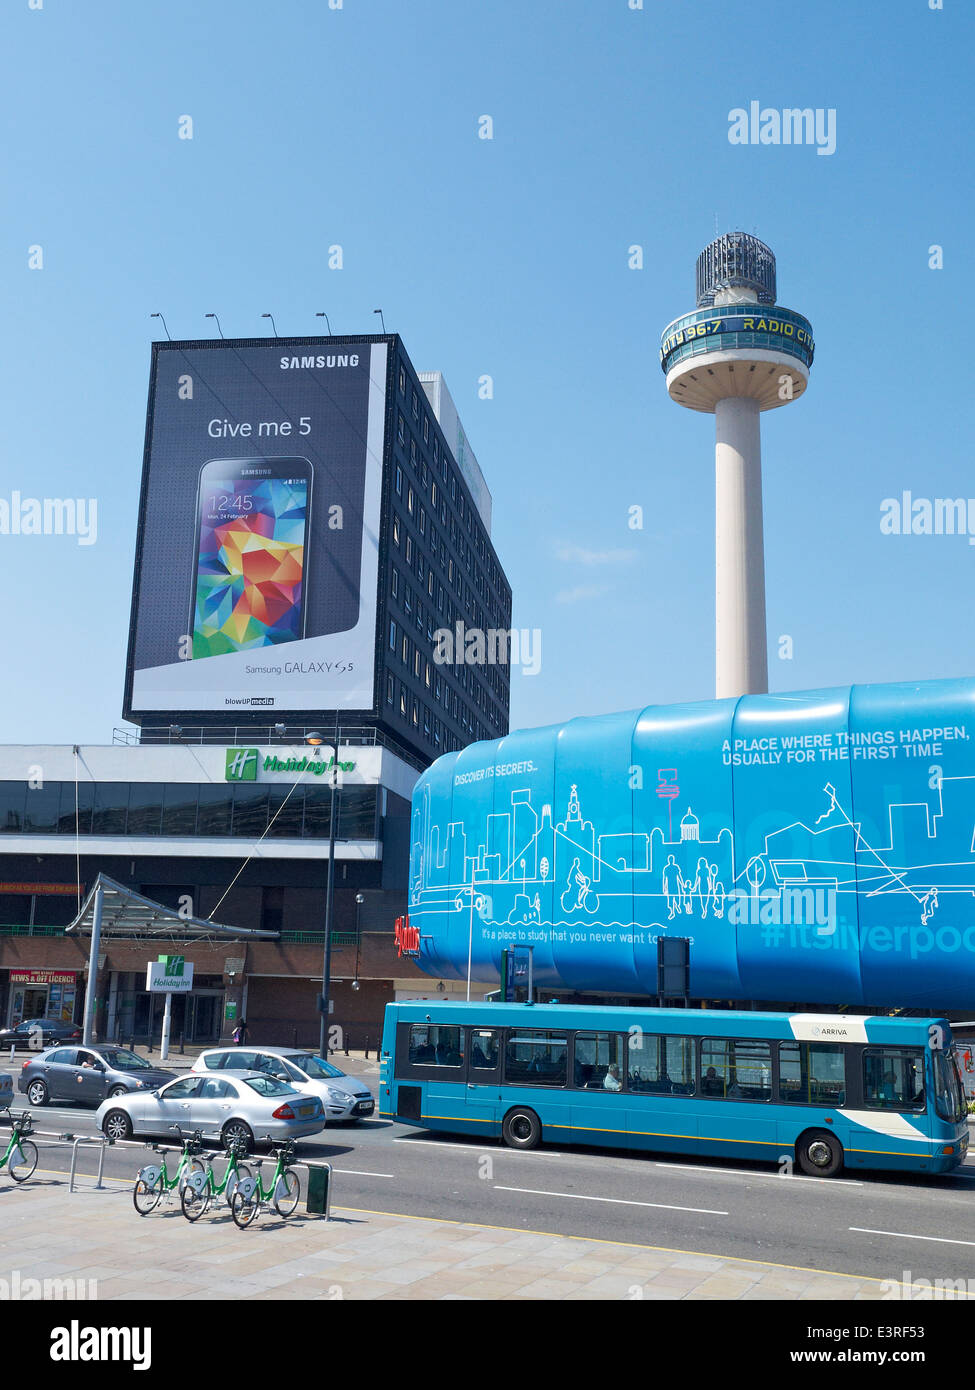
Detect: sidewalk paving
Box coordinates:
(0, 1172, 936, 1301)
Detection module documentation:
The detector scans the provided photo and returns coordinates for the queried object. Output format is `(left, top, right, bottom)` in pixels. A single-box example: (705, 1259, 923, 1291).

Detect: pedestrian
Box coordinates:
(232, 1018, 248, 1047)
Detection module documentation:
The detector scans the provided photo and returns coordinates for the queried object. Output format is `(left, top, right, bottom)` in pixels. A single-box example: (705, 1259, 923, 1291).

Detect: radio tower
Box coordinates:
(660, 234, 815, 698)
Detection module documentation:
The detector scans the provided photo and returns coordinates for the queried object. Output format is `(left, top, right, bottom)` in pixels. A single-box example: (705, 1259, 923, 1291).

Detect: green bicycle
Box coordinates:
(0, 1111, 38, 1183)
(132, 1125, 206, 1215)
(180, 1134, 254, 1221)
(230, 1136, 301, 1228)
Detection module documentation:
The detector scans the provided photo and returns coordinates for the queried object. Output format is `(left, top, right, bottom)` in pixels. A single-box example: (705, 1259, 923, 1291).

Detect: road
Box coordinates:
(4, 1054, 975, 1289)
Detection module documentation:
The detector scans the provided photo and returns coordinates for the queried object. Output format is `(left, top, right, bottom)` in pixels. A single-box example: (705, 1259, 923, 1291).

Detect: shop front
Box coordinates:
(7, 968, 79, 1026)
(107, 970, 225, 1045)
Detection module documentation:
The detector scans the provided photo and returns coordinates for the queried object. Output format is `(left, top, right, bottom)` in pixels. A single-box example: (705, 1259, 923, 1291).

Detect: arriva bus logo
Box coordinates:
(225, 748, 258, 782)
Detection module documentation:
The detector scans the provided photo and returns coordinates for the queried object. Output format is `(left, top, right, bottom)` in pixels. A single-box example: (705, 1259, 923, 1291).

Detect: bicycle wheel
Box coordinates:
(180, 1178, 212, 1222)
(8, 1139, 38, 1183)
(133, 1174, 163, 1215)
(223, 1164, 253, 1207)
(231, 1188, 260, 1229)
(273, 1169, 300, 1218)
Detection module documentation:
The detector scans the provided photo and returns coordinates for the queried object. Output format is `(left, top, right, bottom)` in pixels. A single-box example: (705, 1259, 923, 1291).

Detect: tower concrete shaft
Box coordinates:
(660, 233, 814, 700)
(715, 397, 767, 697)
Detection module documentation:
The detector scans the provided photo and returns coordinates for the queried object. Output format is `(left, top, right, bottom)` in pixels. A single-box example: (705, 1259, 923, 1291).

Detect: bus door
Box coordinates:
(466, 1027, 503, 1133)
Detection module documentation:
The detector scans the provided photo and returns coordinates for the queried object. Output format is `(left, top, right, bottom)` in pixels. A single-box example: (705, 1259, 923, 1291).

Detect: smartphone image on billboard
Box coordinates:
(190, 457, 313, 660)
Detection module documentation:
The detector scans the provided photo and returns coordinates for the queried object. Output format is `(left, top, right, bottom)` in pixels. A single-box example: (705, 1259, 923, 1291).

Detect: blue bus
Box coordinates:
(379, 1002, 969, 1177)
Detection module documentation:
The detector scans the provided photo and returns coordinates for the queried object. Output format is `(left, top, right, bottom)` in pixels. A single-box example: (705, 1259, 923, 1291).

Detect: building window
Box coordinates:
(391, 567, 399, 598)
(405, 536, 413, 564)
(386, 673, 394, 704)
(399, 366, 406, 394)
(422, 416, 429, 444)
(395, 465, 403, 497)
(397, 414, 405, 446)
(412, 699, 419, 727)
(407, 486, 414, 516)
(392, 514, 401, 547)
(411, 389, 419, 420)
(388, 619, 397, 651)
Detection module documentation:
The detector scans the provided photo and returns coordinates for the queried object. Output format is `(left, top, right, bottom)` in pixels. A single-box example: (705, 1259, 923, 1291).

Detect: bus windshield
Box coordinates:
(935, 1047, 967, 1124)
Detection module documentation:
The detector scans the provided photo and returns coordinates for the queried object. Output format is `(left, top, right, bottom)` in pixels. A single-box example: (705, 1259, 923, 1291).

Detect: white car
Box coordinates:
(96, 1070, 326, 1150)
(192, 1046, 375, 1123)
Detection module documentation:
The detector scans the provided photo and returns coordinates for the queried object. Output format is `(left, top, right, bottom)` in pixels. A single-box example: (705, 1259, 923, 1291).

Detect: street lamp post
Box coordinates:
(352, 892, 365, 990)
(309, 712, 341, 1058)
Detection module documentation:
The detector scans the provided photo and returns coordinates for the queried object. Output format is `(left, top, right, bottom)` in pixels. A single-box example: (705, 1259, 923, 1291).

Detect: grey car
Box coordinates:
(18, 1045, 176, 1108)
(96, 1070, 326, 1150)
(192, 1045, 375, 1122)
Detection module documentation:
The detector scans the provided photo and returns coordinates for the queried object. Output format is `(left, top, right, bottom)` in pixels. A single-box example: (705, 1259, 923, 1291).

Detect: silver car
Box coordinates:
(192, 1045, 375, 1123)
(96, 1070, 326, 1150)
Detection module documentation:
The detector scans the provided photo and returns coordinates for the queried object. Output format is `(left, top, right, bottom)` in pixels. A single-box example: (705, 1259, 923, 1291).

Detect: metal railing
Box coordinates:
(112, 722, 428, 770)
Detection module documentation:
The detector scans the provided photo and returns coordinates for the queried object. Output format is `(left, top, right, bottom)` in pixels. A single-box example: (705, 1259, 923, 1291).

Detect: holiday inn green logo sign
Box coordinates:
(224, 749, 356, 782)
(225, 748, 258, 781)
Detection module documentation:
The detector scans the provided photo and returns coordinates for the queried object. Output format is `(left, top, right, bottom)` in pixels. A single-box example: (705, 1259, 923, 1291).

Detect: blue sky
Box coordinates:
(1, 0, 971, 743)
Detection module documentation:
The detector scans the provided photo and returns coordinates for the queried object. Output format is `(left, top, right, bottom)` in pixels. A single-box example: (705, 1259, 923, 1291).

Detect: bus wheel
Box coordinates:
(502, 1108, 541, 1150)
(796, 1129, 844, 1177)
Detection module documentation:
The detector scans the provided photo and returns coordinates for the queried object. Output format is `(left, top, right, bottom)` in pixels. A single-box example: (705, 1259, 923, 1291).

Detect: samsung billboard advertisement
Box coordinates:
(124, 337, 387, 721)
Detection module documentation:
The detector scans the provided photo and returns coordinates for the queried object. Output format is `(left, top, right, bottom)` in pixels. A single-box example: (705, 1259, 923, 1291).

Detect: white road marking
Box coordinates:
(850, 1226, 975, 1247)
(394, 1137, 564, 1157)
(331, 1169, 395, 1178)
(494, 1185, 728, 1216)
(655, 1161, 863, 1186)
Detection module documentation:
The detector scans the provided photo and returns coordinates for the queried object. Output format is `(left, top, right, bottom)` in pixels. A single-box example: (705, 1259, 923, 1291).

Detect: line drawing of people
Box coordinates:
(662, 854, 683, 920)
(920, 886, 939, 925)
(697, 856, 711, 917)
(683, 860, 700, 914)
(560, 858, 592, 914)
(711, 866, 726, 918)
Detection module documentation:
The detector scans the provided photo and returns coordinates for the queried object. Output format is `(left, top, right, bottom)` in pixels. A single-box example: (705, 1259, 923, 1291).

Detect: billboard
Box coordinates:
(407, 676, 975, 1010)
(124, 338, 387, 719)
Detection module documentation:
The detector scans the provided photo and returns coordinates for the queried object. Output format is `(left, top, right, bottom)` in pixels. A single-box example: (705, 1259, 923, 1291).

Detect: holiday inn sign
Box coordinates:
(225, 748, 357, 782)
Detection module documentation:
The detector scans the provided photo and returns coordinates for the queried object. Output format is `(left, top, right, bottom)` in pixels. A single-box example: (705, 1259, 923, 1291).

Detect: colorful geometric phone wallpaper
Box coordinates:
(192, 477, 307, 658)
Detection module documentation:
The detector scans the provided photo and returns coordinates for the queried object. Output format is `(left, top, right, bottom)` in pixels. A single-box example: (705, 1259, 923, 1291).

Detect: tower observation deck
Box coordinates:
(661, 234, 814, 698)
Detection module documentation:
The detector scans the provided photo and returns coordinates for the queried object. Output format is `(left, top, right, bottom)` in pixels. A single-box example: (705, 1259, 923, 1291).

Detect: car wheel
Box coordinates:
(502, 1107, 542, 1150)
(102, 1108, 133, 1143)
(796, 1129, 844, 1178)
(108, 1085, 128, 1099)
(221, 1120, 254, 1154)
(26, 1080, 48, 1107)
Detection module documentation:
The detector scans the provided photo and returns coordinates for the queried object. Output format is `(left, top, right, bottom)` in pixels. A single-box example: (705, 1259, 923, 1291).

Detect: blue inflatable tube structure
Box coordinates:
(408, 678, 975, 1009)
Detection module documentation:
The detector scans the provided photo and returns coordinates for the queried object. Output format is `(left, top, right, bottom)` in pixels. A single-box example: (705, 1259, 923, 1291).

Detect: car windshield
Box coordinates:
(99, 1049, 151, 1071)
(285, 1053, 345, 1080)
(244, 1076, 297, 1097)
